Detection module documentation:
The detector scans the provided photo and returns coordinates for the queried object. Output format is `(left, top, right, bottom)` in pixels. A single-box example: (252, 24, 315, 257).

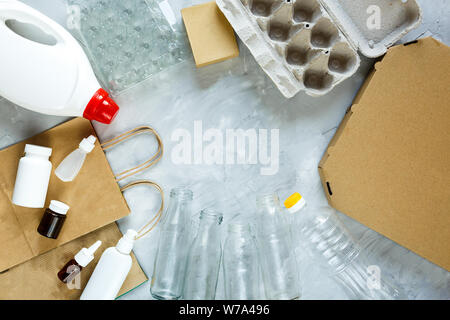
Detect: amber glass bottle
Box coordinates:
(37, 200, 69, 239)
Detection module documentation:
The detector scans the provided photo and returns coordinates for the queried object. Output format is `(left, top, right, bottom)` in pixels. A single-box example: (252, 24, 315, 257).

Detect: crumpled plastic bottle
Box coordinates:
(284, 193, 407, 300)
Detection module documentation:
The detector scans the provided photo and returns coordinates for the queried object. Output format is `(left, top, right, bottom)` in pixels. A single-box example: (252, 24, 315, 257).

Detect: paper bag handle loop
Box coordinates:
(120, 180, 164, 240)
(100, 126, 163, 182)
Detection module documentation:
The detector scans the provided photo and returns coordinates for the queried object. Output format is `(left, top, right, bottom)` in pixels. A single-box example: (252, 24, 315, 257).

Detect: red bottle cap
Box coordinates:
(83, 88, 119, 124)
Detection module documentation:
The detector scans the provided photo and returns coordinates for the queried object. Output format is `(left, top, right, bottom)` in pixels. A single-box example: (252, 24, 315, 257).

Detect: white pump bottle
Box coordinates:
(0, 0, 119, 124)
(80, 230, 137, 300)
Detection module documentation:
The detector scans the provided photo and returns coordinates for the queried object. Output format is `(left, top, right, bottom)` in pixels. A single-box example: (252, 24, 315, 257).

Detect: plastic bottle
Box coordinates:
(37, 200, 70, 239)
(223, 223, 261, 300)
(255, 193, 301, 300)
(80, 229, 137, 300)
(183, 209, 223, 300)
(151, 187, 193, 300)
(12, 144, 52, 208)
(57, 240, 102, 283)
(284, 193, 406, 300)
(55, 135, 97, 182)
(0, 0, 119, 124)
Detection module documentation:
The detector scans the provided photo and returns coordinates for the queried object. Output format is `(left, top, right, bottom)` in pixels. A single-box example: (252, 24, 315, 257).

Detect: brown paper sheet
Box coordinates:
(0, 118, 130, 272)
(0, 223, 148, 300)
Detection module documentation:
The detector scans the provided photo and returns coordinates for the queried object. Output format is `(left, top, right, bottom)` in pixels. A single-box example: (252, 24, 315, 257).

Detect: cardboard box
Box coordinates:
(181, 1, 239, 67)
(319, 37, 450, 271)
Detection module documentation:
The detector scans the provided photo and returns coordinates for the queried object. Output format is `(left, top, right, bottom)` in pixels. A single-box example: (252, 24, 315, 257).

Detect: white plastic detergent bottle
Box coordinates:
(0, 0, 119, 124)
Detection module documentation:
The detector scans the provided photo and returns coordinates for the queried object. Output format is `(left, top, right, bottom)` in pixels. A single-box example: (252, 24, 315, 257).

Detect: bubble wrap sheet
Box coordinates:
(65, 0, 189, 95)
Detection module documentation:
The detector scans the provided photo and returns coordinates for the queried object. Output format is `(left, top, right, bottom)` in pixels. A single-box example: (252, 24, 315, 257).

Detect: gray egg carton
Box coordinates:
(216, 0, 422, 98)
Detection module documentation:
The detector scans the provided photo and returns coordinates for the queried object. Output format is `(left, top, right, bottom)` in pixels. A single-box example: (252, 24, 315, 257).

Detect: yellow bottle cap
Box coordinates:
(284, 192, 306, 213)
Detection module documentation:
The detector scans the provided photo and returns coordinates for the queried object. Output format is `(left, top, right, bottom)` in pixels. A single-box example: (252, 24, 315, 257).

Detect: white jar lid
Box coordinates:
(25, 144, 52, 157)
(49, 200, 70, 215)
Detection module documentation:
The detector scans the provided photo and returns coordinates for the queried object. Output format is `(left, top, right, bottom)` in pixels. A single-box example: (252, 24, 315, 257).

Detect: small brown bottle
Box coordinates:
(37, 200, 69, 239)
(58, 240, 102, 283)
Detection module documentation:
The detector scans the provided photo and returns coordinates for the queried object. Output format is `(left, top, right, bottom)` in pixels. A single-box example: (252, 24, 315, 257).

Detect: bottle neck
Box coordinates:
(46, 208, 66, 217)
(78, 147, 89, 154)
(226, 223, 252, 239)
(228, 223, 247, 232)
(256, 193, 282, 216)
(198, 209, 223, 230)
(163, 187, 193, 225)
(116, 231, 136, 255)
(170, 187, 193, 201)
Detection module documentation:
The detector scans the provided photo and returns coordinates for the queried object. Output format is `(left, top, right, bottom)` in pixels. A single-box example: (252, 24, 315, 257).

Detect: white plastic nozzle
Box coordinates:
(74, 240, 102, 267)
(87, 240, 102, 255)
(79, 135, 97, 153)
(49, 200, 70, 215)
(116, 229, 137, 255)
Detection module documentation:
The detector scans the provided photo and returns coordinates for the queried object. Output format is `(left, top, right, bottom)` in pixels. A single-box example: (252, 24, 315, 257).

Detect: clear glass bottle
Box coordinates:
(182, 209, 223, 300)
(150, 187, 193, 300)
(223, 222, 261, 300)
(255, 194, 301, 300)
(288, 198, 406, 300)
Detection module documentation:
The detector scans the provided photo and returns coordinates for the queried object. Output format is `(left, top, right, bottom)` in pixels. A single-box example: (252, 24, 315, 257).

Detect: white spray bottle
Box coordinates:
(0, 0, 119, 124)
(80, 229, 137, 300)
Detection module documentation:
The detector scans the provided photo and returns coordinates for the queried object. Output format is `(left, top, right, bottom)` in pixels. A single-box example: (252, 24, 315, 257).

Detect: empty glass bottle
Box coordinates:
(285, 194, 406, 300)
(183, 209, 223, 300)
(223, 222, 261, 300)
(255, 194, 301, 300)
(151, 187, 193, 300)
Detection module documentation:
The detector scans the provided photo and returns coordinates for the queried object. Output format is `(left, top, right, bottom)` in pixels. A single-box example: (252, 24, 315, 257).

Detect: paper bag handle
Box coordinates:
(120, 180, 164, 240)
(101, 126, 165, 239)
(100, 126, 163, 182)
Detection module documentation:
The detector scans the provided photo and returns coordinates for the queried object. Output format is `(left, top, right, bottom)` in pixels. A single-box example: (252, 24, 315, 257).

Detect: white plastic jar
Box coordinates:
(12, 144, 52, 208)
